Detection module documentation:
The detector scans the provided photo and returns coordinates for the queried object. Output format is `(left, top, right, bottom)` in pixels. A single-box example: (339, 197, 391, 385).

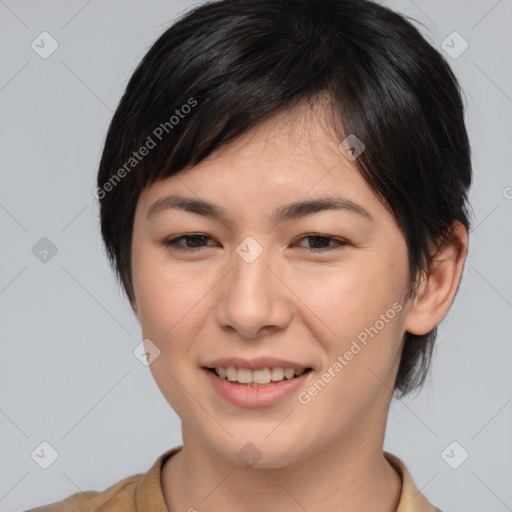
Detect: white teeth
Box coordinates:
(284, 368, 295, 379)
(237, 367, 252, 383)
(252, 368, 271, 384)
(226, 367, 238, 381)
(213, 366, 308, 384)
(270, 367, 284, 381)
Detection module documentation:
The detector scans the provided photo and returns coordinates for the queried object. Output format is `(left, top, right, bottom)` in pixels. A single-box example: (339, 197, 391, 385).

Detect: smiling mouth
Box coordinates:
(205, 367, 313, 386)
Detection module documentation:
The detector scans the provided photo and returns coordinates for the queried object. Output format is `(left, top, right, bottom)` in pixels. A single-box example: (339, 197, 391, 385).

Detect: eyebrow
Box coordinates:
(146, 194, 374, 224)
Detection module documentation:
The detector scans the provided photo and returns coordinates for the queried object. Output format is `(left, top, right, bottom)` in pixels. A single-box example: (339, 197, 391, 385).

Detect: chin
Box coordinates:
(208, 434, 311, 470)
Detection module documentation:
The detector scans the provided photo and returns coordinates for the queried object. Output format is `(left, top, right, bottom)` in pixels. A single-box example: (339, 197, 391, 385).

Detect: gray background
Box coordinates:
(1, 1, 511, 511)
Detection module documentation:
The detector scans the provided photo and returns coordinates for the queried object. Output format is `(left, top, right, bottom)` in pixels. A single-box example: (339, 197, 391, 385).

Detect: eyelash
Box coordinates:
(162, 234, 347, 254)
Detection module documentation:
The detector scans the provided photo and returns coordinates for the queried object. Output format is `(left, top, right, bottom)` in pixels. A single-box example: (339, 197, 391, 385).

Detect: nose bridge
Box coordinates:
(216, 236, 291, 337)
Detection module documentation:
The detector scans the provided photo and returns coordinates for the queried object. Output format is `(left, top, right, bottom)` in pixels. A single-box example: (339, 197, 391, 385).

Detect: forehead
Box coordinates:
(136, 105, 382, 219)
(196, 104, 345, 178)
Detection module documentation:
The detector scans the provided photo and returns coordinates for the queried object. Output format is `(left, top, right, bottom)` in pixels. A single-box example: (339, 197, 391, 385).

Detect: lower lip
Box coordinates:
(203, 368, 312, 408)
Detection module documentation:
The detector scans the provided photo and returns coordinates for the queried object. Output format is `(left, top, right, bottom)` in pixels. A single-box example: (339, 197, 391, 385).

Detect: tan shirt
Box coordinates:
(26, 446, 442, 511)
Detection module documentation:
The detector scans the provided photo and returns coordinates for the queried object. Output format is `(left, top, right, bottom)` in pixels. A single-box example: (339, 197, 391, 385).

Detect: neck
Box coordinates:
(162, 425, 402, 512)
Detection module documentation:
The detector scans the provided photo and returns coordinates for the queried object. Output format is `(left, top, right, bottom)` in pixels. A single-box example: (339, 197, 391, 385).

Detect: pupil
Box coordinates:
(189, 235, 207, 247)
(309, 236, 328, 248)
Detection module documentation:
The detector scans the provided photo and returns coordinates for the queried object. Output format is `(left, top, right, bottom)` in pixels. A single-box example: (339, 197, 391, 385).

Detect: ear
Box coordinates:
(404, 221, 468, 335)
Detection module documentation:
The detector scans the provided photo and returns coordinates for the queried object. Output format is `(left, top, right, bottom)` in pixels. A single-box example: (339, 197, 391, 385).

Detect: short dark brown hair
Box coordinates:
(96, 0, 472, 397)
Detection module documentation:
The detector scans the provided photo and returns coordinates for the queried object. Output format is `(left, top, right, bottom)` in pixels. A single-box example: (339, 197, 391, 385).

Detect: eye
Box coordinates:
(163, 234, 217, 252)
(162, 233, 347, 254)
(294, 234, 348, 253)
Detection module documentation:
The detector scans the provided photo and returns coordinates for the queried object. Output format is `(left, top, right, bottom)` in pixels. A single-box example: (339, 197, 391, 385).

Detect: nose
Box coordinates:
(215, 246, 293, 339)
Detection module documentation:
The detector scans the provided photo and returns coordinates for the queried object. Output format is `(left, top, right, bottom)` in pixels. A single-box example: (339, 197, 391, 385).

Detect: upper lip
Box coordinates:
(203, 357, 312, 371)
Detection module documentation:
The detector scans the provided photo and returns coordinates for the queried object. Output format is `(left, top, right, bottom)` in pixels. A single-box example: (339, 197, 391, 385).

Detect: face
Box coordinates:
(130, 105, 414, 468)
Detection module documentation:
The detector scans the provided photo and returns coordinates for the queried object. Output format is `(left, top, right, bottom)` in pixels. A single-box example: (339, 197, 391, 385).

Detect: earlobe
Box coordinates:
(404, 221, 468, 336)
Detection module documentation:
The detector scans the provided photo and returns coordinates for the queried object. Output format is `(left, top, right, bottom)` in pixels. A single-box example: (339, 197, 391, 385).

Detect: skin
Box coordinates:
(130, 103, 468, 512)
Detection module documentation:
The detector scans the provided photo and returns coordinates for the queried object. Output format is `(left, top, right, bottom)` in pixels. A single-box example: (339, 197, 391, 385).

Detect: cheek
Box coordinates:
(300, 257, 407, 342)
(132, 253, 208, 420)
(297, 274, 405, 427)
(132, 241, 206, 337)
(296, 250, 408, 400)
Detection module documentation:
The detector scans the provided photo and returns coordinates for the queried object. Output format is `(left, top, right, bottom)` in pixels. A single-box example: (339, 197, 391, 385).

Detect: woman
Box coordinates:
(28, 0, 471, 510)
